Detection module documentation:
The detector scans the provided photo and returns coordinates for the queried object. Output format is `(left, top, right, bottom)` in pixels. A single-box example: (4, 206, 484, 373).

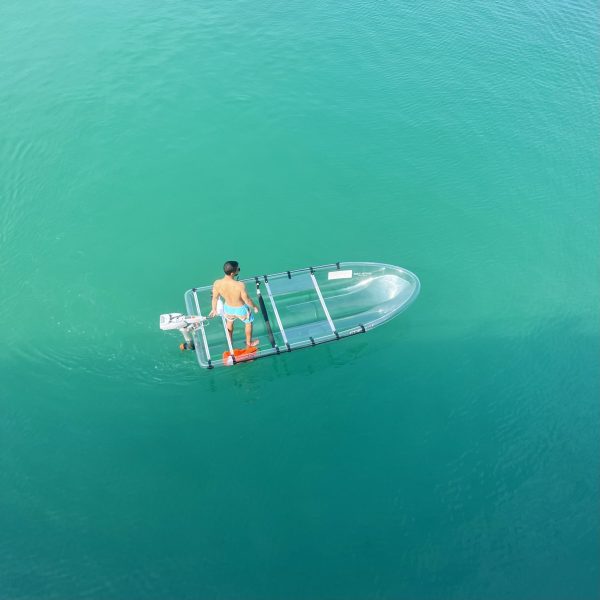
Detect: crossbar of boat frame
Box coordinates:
(255, 279, 277, 349)
(263, 275, 291, 351)
(192, 288, 213, 368)
(309, 267, 339, 338)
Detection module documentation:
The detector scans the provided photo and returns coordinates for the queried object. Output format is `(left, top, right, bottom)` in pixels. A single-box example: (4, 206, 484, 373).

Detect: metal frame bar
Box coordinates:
(232, 324, 367, 366)
(309, 270, 338, 337)
(263, 277, 290, 350)
(254, 262, 340, 280)
(186, 263, 343, 297)
(192, 289, 212, 366)
(256, 279, 277, 348)
(220, 314, 235, 359)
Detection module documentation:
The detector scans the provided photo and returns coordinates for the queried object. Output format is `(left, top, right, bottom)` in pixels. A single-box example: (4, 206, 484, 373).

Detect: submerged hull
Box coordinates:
(184, 262, 420, 368)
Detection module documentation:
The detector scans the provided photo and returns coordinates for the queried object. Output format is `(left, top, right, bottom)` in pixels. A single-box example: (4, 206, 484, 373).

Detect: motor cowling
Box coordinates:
(159, 313, 206, 331)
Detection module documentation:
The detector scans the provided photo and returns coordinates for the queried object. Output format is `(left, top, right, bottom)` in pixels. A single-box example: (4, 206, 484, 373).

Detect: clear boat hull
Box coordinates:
(184, 262, 420, 368)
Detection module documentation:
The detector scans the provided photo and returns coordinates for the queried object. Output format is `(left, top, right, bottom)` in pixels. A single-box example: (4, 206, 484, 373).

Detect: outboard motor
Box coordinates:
(159, 313, 207, 351)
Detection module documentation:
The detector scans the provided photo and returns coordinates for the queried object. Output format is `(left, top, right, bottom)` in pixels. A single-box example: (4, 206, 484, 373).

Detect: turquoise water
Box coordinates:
(1, 1, 598, 598)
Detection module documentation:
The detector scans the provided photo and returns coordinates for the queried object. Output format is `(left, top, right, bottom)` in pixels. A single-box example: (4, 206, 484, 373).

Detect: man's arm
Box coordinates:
(208, 281, 220, 317)
(241, 284, 258, 312)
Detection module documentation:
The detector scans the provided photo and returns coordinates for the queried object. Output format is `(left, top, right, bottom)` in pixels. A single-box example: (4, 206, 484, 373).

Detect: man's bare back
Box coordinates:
(212, 277, 248, 307)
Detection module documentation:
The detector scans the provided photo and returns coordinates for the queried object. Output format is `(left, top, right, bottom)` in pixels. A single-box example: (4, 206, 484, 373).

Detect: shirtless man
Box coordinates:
(208, 261, 260, 347)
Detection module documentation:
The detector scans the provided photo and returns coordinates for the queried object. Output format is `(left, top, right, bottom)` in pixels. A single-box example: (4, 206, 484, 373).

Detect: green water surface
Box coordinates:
(1, 1, 598, 598)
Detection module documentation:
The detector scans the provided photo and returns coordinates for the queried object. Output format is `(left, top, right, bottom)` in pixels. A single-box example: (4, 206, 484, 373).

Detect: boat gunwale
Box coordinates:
(184, 261, 419, 296)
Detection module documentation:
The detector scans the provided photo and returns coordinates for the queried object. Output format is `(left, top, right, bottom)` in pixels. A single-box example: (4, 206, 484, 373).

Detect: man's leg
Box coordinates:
(226, 321, 234, 345)
(245, 322, 259, 347)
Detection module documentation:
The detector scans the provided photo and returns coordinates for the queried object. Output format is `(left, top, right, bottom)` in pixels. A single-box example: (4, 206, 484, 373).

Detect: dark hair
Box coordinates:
(223, 260, 239, 275)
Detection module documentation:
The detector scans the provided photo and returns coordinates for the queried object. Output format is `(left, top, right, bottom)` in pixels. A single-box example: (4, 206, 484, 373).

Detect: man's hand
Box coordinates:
(208, 309, 217, 318)
(253, 306, 259, 313)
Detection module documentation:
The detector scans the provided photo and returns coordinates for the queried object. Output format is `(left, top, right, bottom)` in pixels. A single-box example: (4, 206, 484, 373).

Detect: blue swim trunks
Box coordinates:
(223, 303, 254, 324)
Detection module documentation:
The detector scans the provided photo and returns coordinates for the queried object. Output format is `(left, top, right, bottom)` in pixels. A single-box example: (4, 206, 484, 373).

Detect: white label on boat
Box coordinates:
(328, 269, 352, 280)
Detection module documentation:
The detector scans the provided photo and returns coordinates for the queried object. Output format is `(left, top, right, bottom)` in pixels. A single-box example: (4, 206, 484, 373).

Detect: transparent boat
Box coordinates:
(166, 262, 420, 368)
